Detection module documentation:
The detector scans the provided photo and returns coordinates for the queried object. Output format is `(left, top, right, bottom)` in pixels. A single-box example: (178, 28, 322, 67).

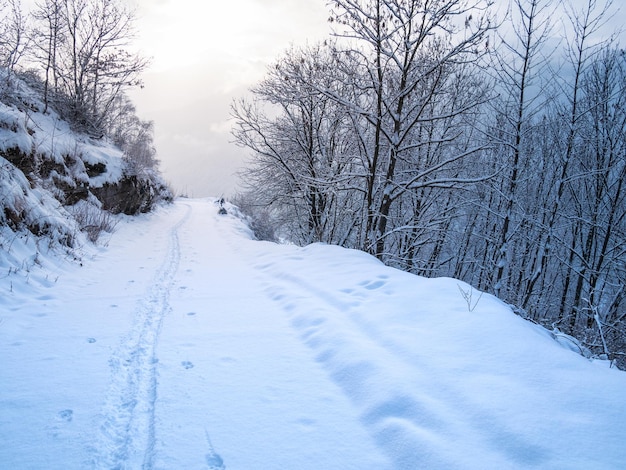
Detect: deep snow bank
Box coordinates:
(244, 231, 626, 469)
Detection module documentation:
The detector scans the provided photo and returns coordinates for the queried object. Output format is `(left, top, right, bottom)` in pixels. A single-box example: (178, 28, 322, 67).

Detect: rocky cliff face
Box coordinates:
(91, 174, 170, 215)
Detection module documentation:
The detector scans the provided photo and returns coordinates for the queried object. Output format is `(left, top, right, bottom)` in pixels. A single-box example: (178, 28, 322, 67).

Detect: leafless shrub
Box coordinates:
(68, 203, 117, 243)
(231, 192, 278, 242)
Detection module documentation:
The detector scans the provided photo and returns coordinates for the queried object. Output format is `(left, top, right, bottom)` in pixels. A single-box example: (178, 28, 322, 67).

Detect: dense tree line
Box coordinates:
(233, 0, 626, 367)
(0, 0, 157, 175)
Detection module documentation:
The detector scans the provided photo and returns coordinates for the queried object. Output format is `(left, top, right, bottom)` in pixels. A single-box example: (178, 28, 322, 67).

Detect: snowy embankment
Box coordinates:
(0, 70, 170, 277)
(1, 198, 625, 469)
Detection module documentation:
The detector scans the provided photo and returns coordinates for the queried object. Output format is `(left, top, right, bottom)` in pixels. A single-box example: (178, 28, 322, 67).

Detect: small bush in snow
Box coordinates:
(69, 202, 117, 243)
(230, 193, 278, 242)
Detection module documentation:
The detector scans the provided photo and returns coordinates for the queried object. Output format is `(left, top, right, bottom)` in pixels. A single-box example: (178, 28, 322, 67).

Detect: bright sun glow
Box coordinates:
(135, 0, 327, 74)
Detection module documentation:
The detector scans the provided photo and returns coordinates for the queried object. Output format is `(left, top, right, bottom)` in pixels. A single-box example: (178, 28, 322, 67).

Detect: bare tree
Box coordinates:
(0, 0, 30, 87)
(31, 0, 65, 112)
(563, 47, 626, 332)
(472, 0, 556, 302)
(528, 0, 615, 315)
(233, 44, 357, 244)
(52, 0, 148, 133)
(326, 0, 494, 259)
(234, 0, 495, 260)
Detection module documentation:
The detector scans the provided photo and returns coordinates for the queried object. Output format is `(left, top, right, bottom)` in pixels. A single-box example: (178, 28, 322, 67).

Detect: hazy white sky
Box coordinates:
(129, 0, 330, 197)
(125, 0, 623, 198)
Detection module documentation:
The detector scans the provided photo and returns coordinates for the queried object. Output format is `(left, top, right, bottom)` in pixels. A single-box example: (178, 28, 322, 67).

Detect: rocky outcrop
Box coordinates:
(92, 174, 172, 215)
(1, 143, 171, 216)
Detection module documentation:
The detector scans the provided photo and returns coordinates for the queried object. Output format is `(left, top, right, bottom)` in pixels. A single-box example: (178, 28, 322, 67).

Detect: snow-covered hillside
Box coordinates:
(0, 70, 171, 285)
(1, 198, 624, 469)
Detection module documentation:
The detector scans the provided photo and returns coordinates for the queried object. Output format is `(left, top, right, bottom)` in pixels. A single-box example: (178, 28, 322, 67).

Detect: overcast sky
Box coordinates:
(126, 0, 623, 198)
(129, 0, 330, 197)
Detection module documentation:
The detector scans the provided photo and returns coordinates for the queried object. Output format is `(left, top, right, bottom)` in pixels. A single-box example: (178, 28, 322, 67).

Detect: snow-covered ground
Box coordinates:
(1, 198, 625, 469)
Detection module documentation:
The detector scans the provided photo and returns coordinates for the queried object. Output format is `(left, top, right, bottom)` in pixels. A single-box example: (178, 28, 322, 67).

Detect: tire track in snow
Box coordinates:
(253, 256, 546, 469)
(252, 258, 469, 468)
(93, 204, 191, 470)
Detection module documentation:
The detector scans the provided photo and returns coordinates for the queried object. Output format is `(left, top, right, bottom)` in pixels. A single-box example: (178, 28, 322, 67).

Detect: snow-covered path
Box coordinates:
(0, 200, 388, 469)
(1, 198, 626, 469)
(150, 200, 387, 469)
(94, 202, 189, 468)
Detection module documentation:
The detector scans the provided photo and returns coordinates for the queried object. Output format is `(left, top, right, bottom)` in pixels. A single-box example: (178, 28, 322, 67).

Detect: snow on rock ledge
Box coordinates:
(0, 73, 171, 237)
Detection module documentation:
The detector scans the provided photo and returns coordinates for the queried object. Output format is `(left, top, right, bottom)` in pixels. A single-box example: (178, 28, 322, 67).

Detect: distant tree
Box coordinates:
(233, 43, 355, 245)
(0, 0, 30, 86)
(106, 93, 158, 175)
(30, 0, 64, 112)
(52, 0, 148, 133)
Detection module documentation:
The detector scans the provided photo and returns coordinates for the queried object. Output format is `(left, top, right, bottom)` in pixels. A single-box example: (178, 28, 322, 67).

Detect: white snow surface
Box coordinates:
(1, 198, 625, 469)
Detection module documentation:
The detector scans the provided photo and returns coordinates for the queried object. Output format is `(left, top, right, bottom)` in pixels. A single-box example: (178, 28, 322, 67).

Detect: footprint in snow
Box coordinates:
(205, 430, 226, 469)
(205, 452, 225, 470)
(360, 279, 386, 290)
(181, 361, 194, 369)
(57, 409, 73, 422)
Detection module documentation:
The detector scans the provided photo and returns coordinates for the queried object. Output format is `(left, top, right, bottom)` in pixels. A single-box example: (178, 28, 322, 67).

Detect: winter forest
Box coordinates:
(232, 0, 626, 368)
(1, 0, 625, 369)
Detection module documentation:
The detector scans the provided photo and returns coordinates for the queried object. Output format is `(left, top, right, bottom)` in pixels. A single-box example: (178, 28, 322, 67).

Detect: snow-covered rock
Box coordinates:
(0, 69, 171, 278)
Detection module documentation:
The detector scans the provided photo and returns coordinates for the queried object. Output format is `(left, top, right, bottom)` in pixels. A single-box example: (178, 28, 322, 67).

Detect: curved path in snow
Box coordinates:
(85, 199, 389, 469)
